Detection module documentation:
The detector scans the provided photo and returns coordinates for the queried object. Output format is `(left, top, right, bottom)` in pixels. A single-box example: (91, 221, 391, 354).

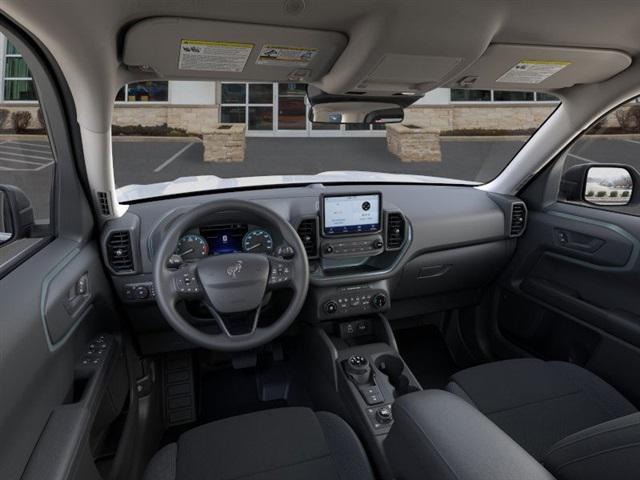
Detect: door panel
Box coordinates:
(0, 239, 121, 478)
(0, 24, 129, 480)
(497, 201, 640, 405)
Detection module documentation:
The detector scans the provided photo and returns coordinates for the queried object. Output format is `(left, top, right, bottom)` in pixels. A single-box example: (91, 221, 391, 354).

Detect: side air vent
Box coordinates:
(386, 212, 406, 250)
(106, 231, 134, 272)
(96, 191, 112, 216)
(297, 218, 318, 258)
(509, 202, 528, 237)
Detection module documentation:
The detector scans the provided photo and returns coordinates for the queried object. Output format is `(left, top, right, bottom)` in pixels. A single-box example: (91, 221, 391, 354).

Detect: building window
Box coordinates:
(451, 89, 491, 102)
(115, 81, 169, 102)
(219, 82, 385, 134)
(450, 89, 557, 103)
(3, 41, 37, 101)
(278, 83, 307, 130)
(535, 92, 558, 102)
(220, 82, 274, 131)
(493, 90, 534, 102)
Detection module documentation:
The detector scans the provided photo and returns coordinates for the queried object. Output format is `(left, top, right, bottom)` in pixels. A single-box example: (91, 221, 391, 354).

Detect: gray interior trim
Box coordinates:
(39, 246, 80, 351)
(545, 210, 640, 272)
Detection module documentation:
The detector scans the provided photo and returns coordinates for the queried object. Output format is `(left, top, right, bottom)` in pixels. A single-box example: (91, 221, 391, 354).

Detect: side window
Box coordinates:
(560, 98, 640, 215)
(0, 34, 55, 248)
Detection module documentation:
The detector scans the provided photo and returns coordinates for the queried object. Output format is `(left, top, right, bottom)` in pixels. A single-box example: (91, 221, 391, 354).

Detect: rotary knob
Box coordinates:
(324, 301, 338, 314)
(376, 405, 393, 424)
(371, 293, 387, 310)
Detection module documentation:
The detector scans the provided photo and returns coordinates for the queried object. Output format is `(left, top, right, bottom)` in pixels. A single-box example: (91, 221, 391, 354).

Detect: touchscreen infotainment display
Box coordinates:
(322, 193, 381, 236)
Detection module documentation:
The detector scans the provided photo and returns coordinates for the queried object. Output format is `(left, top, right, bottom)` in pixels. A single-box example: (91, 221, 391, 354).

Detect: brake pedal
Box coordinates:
(256, 363, 290, 402)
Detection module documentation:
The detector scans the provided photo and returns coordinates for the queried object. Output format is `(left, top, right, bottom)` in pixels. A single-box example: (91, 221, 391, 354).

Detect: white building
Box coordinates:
(0, 34, 558, 137)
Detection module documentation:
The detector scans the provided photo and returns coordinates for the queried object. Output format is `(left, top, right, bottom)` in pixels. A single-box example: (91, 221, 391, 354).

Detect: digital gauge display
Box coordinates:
(175, 234, 209, 259)
(243, 229, 274, 254)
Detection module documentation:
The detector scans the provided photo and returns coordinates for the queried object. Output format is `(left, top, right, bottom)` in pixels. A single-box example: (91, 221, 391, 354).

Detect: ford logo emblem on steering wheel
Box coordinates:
(226, 260, 243, 278)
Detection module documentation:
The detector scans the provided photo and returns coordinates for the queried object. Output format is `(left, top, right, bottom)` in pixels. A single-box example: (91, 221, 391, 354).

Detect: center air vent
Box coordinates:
(106, 231, 134, 272)
(386, 212, 406, 250)
(297, 218, 318, 258)
(509, 202, 528, 237)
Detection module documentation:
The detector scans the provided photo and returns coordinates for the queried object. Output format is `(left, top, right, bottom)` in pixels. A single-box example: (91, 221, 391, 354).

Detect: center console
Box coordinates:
(300, 313, 422, 479)
(296, 192, 420, 478)
(339, 344, 421, 434)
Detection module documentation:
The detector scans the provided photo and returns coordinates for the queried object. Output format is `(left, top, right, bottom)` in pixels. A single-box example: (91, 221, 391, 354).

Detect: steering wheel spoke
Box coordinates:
(203, 302, 262, 338)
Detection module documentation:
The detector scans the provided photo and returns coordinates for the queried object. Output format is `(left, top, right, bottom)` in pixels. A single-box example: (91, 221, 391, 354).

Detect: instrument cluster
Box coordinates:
(174, 223, 274, 260)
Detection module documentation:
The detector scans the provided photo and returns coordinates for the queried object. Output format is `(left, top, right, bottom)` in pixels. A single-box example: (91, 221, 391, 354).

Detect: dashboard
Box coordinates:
(100, 184, 527, 353)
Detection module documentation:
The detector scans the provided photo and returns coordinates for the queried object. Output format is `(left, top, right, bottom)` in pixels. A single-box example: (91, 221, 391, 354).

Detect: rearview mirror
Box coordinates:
(310, 102, 404, 125)
(584, 166, 633, 206)
(306, 85, 422, 125)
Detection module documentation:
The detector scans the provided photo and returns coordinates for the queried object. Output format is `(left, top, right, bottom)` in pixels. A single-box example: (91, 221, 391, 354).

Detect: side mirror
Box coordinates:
(560, 164, 636, 207)
(584, 166, 633, 206)
(0, 185, 34, 245)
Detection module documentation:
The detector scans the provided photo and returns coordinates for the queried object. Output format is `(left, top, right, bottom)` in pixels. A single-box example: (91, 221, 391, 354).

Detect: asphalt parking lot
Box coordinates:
(3, 136, 640, 221)
(112, 137, 525, 188)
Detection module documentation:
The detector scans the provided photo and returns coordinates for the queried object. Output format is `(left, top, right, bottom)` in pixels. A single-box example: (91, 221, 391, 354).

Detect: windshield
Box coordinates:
(112, 82, 559, 202)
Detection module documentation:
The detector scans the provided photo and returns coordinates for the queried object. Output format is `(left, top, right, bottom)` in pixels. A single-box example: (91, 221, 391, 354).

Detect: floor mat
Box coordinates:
(395, 325, 459, 389)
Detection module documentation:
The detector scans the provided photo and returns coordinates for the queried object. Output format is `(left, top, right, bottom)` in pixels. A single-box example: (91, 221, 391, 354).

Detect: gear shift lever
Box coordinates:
(345, 355, 371, 385)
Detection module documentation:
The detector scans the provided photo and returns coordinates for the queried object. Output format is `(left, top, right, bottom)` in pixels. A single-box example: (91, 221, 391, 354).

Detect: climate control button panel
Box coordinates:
(319, 285, 389, 319)
(320, 234, 384, 258)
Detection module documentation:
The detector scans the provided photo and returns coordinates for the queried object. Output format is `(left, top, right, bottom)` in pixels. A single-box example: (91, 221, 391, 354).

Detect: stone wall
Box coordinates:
(0, 102, 629, 135)
(111, 105, 219, 134)
(403, 104, 556, 132)
(403, 104, 627, 132)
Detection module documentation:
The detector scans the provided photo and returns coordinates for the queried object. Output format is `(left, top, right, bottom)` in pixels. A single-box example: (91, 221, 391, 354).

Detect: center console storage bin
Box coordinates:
(384, 390, 555, 480)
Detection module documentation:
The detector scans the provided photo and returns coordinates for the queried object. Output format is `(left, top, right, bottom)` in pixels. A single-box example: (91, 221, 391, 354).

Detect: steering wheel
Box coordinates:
(152, 199, 309, 351)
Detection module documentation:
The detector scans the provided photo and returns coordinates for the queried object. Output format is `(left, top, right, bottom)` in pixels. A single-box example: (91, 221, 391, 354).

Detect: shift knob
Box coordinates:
(345, 355, 371, 385)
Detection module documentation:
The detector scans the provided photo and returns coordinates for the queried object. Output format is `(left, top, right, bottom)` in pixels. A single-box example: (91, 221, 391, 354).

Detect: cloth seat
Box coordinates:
(143, 407, 374, 480)
(446, 358, 637, 460)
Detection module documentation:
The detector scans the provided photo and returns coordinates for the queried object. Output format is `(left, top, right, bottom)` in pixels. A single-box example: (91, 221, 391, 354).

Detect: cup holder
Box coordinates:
(375, 354, 420, 397)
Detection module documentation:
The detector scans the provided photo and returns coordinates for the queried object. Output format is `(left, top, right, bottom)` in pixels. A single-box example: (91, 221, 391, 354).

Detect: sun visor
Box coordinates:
(122, 17, 347, 83)
(447, 44, 631, 91)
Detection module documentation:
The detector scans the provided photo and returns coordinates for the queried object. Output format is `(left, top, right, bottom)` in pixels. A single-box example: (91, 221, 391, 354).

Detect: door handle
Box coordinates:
(555, 229, 605, 253)
(64, 272, 91, 317)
